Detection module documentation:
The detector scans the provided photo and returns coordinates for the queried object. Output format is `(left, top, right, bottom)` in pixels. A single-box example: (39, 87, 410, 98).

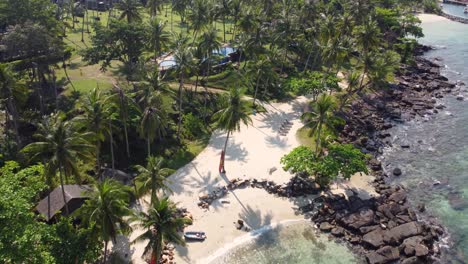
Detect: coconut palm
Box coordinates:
(147, 18, 170, 62)
(172, 33, 195, 141)
(134, 156, 174, 204)
(301, 94, 336, 153)
(213, 88, 252, 171)
(77, 88, 114, 176)
(116, 0, 142, 24)
(78, 179, 132, 264)
(0, 64, 24, 147)
(147, 0, 163, 18)
(186, 0, 210, 40)
(139, 91, 168, 157)
(131, 197, 190, 264)
(22, 113, 95, 215)
(109, 85, 139, 158)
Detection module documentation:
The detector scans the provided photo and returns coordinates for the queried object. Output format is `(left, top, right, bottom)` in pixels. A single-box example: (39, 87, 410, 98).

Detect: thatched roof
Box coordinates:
(36, 185, 91, 221)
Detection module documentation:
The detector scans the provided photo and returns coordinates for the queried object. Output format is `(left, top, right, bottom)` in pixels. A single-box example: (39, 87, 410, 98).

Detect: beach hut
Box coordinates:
(35, 185, 91, 222)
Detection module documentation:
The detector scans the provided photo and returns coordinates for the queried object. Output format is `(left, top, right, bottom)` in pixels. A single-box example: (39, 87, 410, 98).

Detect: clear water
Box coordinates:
(382, 17, 468, 262)
(442, 3, 468, 19)
(209, 221, 359, 264)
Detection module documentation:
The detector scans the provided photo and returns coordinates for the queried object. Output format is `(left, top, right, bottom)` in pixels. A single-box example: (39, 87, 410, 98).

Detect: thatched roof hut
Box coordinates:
(36, 185, 91, 222)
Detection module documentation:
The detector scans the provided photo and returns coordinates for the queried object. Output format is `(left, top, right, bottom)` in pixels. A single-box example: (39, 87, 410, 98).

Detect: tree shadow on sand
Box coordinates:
(111, 234, 135, 264)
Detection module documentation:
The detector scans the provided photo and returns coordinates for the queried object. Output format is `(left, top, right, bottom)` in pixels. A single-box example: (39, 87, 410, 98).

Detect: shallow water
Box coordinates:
(442, 3, 468, 19)
(209, 221, 359, 264)
(382, 17, 468, 262)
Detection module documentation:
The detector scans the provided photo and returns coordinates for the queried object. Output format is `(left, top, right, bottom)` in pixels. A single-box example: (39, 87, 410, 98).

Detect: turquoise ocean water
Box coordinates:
(382, 16, 468, 262)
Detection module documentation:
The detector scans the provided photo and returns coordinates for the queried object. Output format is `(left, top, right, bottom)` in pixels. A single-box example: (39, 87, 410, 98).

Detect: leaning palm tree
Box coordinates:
(22, 113, 95, 215)
(131, 197, 190, 264)
(116, 0, 142, 24)
(78, 179, 132, 264)
(134, 156, 174, 204)
(213, 88, 252, 172)
(301, 94, 336, 154)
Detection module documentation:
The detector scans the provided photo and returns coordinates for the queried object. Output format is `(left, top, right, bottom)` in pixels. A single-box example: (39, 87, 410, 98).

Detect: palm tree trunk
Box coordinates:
(103, 240, 109, 264)
(252, 74, 260, 107)
(147, 136, 151, 158)
(223, 15, 226, 42)
(176, 75, 184, 141)
(6, 97, 21, 146)
(81, 14, 85, 42)
(63, 58, 76, 92)
(304, 51, 312, 73)
(223, 130, 231, 155)
(315, 125, 322, 154)
(96, 142, 101, 179)
(109, 120, 115, 173)
(59, 165, 70, 215)
(154, 233, 163, 264)
(124, 122, 130, 158)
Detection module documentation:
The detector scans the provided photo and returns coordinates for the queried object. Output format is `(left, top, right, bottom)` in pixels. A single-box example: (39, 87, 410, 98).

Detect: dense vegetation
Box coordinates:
(0, 0, 439, 262)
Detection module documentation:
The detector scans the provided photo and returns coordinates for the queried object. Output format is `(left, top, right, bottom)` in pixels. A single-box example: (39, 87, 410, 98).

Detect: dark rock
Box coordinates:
(417, 204, 426, 213)
(393, 168, 402, 176)
(448, 192, 468, 210)
(341, 208, 375, 229)
(389, 191, 407, 203)
(415, 244, 429, 257)
(362, 228, 385, 248)
(366, 246, 400, 264)
(401, 256, 424, 264)
(319, 222, 333, 232)
(331, 227, 345, 237)
(360, 225, 380, 234)
(385, 222, 423, 242)
(402, 236, 424, 256)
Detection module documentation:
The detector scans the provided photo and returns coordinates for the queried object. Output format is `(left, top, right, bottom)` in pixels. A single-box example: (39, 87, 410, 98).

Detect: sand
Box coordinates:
(112, 96, 377, 264)
(418, 13, 451, 23)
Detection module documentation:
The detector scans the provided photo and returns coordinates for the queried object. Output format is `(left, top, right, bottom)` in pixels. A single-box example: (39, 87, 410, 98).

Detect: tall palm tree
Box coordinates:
(0, 64, 24, 147)
(147, 19, 170, 62)
(187, 0, 211, 41)
(139, 91, 168, 157)
(301, 94, 336, 154)
(131, 197, 190, 264)
(147, 0, 163, 18)
(213, 88, 252, 172)
(172, 33, 194, 141)
(134, 156, 174, 204)
(22, 113, 95, 215)
(78, 179, 132, 264)
(78, 88, 113, 176)
(109, 85, 139, 158)
(116, 0, 142, 24)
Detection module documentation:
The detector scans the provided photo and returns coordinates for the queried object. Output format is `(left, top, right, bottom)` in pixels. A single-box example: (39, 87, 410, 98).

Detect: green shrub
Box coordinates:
(182, 113, 205, 140)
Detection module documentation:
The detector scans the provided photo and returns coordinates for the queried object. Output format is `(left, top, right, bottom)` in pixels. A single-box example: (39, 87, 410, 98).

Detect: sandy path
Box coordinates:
(112, 95, 376, 263)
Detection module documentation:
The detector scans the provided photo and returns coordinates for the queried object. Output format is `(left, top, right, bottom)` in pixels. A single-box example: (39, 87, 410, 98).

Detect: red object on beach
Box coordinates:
(219, 150, 225, 173)
(150, 254, 156, 264)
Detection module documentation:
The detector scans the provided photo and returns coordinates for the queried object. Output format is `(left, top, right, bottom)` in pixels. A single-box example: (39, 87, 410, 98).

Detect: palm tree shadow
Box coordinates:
(168, 165, 195, 196)
(111, 234, 135, 263)
(238, 205, 273, 230)
(224, 142, 249, 162)
(265, 135, 289, 149)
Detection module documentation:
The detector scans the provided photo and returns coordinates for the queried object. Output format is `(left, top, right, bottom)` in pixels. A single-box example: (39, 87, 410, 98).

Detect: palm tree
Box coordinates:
(78, 179, 132, 264)
(187, 0, 211, 41)
(22, 113, 95, 215)
(0, 64, 23, 147)
(131, 197, 190, 264)
(139, 91, 168, 157)
(213, 88, 252, 172)
(301, 94, 336, 154)
(172, 33, 194, 141)
(134, 156, 174, 204)
(109, 85, 139, 158)
(147, 19, 170, 61)
(78, 88, 113, 176)
(147, 0, 163, 18)
(116, 0, 142, 24)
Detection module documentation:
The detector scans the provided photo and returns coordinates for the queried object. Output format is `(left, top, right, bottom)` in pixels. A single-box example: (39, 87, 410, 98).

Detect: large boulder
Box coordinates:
(319, 222, 333, 232)
(401, 256, 424, 264)
(389, 191, 407, 203)
(415, 244, 429, 257)
(385, 222, 423, 243)
(341, 208, 375, 230)
(363, 228, 386, 248)
(402, 236, 424, 256)
(366, 246, 400, 264)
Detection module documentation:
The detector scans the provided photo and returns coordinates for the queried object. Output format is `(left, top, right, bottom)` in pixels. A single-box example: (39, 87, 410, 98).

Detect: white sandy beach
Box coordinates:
(112, 96, 377, 264)
(418, 13, 451, 23)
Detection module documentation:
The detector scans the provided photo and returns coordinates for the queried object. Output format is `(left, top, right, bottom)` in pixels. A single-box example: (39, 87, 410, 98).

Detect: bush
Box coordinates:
(285, 71, 340, 97)
(182, 113, 205, 140)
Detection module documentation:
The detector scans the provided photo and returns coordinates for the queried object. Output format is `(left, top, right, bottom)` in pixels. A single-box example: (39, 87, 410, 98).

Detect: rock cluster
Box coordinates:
(310, 187, 444, 264)
(159, 244, 176, 264)
(197, 176, 321, 209)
